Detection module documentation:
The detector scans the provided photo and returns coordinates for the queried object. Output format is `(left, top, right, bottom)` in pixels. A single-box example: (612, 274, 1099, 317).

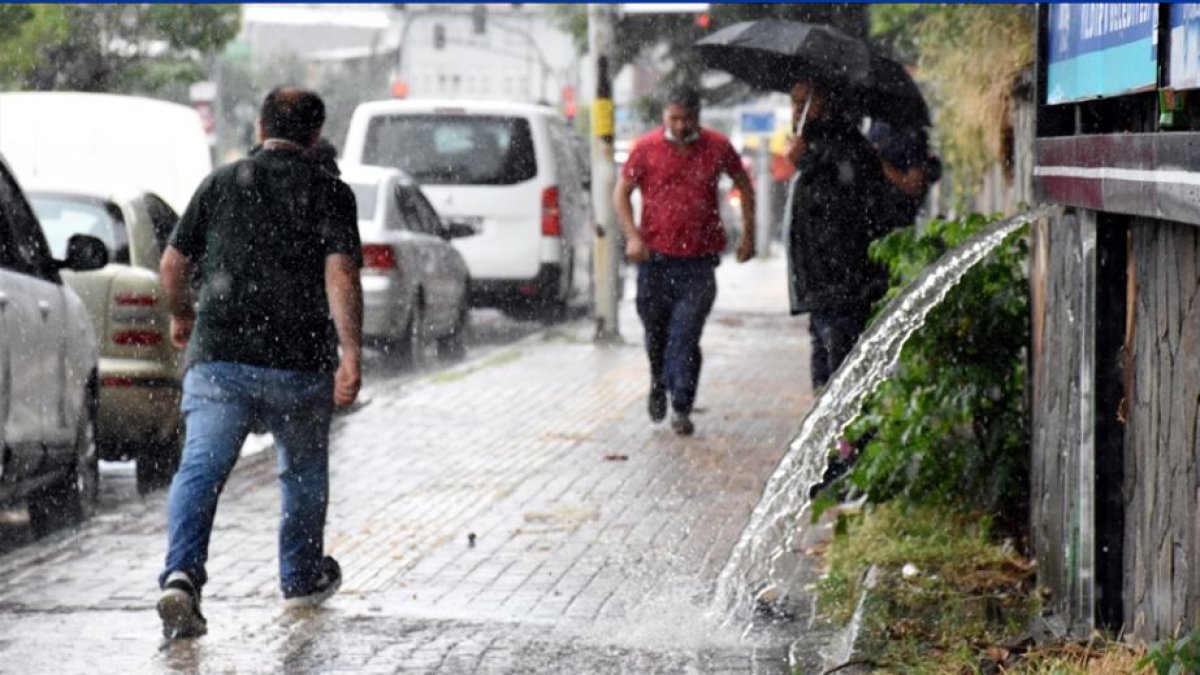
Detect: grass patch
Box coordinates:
(819, 503, 1037, 672)
(815, 504, 1157, 673)
(427, 350, 523, 384)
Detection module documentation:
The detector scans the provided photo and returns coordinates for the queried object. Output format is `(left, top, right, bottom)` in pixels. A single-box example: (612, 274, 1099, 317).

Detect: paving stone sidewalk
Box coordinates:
(0, 254, 827, 674)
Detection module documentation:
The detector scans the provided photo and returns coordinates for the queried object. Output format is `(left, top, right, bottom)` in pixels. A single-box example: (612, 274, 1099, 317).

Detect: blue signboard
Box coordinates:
(740, 111, 775, 134)
(1047, 3, 1158, 104)
(1170, 4, 1200, 90)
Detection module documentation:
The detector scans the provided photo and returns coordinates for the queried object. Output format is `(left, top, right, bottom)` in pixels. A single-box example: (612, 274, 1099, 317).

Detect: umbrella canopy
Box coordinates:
(696, 19, 930, 127)
(863, 54, 930, 127)
(695, 19, 872, 94)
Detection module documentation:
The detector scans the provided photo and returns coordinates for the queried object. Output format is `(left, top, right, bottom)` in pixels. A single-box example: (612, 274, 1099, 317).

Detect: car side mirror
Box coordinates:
(444, 223, 478, 239)
(59, 234, 109, 271)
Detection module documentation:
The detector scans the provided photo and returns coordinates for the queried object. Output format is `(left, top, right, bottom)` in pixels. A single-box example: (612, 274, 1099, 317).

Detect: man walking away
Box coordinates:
(156, 87, 363, 639)
(614, 84, 756, 436)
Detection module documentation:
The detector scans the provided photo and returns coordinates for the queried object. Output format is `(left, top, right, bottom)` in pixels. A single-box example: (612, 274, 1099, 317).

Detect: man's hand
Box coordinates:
(735, 236, 756, 263)
(169, 312, 194, 350)
(160, 245, 196, 350)
(326, 253, 364, 408)
(625, 232, 650, 264)
(333, 353, 361, 408)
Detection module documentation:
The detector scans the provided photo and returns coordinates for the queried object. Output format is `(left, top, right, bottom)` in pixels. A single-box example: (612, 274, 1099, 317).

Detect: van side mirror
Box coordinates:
(59, 234, 109, 271)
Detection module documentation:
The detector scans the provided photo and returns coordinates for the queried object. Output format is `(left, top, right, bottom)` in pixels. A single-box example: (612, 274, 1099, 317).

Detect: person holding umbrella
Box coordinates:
(783, 77, 898, 389)
(696, 18, 929, 389)
(614, 84, 756, 436)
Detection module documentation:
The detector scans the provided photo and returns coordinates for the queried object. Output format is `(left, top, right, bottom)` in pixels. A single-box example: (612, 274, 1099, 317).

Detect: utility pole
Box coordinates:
(755, 142, 772, 257)
(588, 4, 621, 344)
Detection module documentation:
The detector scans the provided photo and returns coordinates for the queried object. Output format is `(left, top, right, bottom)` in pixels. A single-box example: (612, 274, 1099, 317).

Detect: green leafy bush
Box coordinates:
(820, 213, 1031, 534)
(1139, 627, 1200, 675)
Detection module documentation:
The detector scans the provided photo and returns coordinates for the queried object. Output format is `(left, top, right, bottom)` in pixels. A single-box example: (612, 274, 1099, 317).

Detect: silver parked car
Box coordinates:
(339, 164, 471, 364)
(25, 180, 184, 493)
(0, 154, 108, 532)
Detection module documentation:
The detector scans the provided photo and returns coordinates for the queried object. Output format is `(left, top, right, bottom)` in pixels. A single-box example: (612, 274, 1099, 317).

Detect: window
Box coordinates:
(393, 185, 431, 234)
(363, 114, 537, 186)
(28, 194, 129, 264)
(141, 192, 178, 254)
(471, 5, 487, 34)
(0, 167, 56, 280)
(410, 188, 445, 235)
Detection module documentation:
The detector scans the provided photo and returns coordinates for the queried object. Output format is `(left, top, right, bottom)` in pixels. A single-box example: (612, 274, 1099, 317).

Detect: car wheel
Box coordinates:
(392, 297, 426, 369)
(136, 424, 183, 494)
(436, 303, 469, 361)
(534, 257, 571, 324)
(29, 388, 99, 534)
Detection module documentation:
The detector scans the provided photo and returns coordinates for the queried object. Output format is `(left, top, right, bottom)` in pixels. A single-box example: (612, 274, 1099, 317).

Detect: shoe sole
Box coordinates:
(282, 575, 342, 609)
(158, 589, 206, 639)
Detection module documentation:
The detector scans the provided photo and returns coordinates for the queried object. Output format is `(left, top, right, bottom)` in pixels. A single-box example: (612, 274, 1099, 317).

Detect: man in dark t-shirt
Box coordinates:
(614, 84, 756, 436)
(155, 87, 363, 639)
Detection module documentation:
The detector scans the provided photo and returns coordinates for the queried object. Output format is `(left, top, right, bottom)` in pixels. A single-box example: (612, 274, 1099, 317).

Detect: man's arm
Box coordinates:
(325, 253, 363, 408)
(160, 246, 195, 350)
(613, 174, 648, 264)
(730, 170, 756, 263)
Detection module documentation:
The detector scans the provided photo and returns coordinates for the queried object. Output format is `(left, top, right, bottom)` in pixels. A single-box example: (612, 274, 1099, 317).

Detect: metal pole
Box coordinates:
(755, 141, 772, 257)
(588, 3, 620, 343)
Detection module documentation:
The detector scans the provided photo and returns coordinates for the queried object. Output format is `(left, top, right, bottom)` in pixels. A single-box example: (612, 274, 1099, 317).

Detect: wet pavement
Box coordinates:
(0, 253, 826, 674)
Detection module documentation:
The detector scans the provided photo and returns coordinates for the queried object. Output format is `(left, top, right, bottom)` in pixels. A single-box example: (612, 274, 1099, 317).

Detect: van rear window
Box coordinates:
(362, 115, 536, 186)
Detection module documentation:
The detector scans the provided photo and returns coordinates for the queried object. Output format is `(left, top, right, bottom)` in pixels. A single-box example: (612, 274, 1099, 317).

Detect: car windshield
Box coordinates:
(347, 181, 378, 221)
(28, 193, 128, 263)
(362, 114, 536, 186)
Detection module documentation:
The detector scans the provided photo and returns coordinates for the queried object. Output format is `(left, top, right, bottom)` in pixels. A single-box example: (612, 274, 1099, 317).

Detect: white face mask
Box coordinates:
(665, 127, 699, 144)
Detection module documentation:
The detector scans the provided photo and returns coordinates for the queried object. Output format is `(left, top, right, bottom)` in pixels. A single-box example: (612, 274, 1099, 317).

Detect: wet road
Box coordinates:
(0, 257, 832, 674)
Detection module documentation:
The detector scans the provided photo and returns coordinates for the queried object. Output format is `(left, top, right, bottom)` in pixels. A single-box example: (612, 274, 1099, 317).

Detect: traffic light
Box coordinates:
(433, 23, 446, 49)
(694, 12, 711, 29)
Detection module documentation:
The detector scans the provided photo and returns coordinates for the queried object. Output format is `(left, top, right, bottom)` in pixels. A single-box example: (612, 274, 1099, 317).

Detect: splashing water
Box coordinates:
(712, 207, 1058, 628)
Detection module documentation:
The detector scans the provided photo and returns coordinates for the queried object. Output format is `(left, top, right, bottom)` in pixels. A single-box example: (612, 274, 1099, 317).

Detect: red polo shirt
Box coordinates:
(622, 127, 745, 258)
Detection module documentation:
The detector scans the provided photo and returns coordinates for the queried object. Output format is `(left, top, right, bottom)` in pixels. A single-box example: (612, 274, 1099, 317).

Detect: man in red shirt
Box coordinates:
(614, 84, 756, 436)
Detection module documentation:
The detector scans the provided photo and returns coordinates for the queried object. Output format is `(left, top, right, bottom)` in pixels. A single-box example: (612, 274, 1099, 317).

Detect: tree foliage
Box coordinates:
(870, 5, 1036, 203)
(0, 4, 240, 95)
(552, 4, 866, 101)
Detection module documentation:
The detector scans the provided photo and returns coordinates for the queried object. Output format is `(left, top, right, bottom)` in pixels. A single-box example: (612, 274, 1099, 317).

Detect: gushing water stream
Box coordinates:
(712, 207, 1057, 629)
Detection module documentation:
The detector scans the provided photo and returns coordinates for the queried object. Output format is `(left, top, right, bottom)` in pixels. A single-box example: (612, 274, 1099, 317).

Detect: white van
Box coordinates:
(342, 99, 591, 317)
(0, 92, 212, 213)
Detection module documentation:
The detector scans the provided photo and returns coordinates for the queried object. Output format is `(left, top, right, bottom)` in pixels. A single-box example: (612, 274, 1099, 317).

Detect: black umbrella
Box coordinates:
(863, 53, 930, 127)
(696, 19, 930, 127)
(695, 19, 872, 94)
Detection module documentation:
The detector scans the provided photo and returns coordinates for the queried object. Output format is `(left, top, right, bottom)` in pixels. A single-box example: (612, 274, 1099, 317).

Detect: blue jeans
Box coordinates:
(159, 361, 334, 595)
(636, 255, 718, 415)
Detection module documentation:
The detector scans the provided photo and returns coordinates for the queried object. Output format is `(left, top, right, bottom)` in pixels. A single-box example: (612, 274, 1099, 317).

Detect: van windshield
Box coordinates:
(362, 114, 536, 186)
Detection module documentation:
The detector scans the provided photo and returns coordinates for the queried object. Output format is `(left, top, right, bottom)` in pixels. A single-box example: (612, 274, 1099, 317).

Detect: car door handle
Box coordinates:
(38, 300, 51, 318)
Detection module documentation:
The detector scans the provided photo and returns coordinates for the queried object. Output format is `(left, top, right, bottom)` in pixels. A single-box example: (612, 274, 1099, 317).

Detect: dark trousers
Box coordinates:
(636, 256, 718, 414)
(809, 309, 870, 389)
